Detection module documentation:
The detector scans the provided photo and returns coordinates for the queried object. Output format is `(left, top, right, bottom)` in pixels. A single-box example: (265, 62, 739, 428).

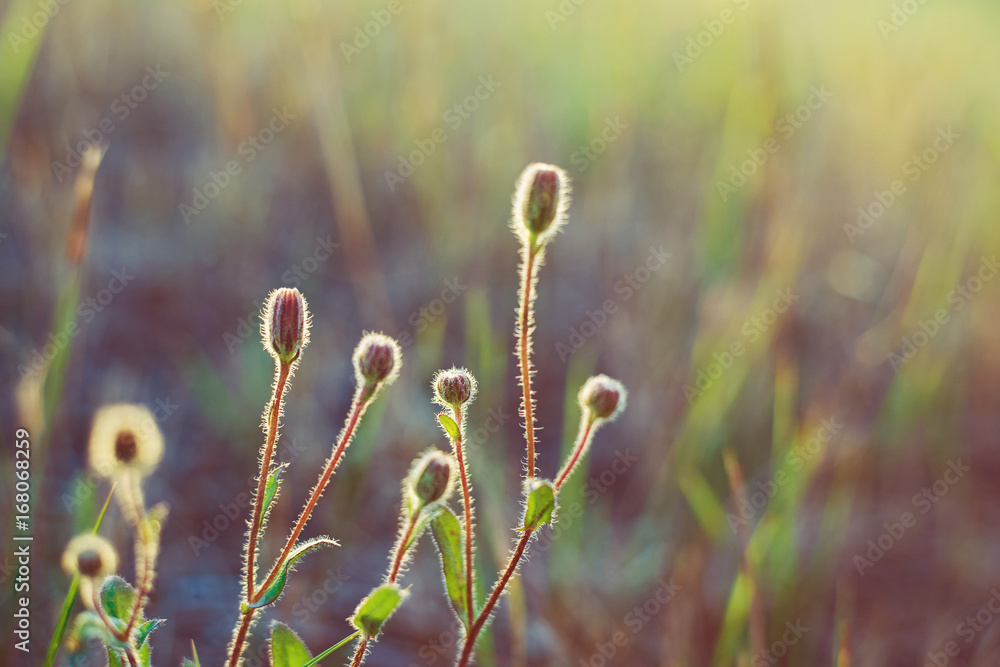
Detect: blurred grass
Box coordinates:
(2, 0, 1000, 664)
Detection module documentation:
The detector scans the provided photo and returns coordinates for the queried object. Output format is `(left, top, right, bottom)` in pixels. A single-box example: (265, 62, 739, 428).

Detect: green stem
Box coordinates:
(301, 631, 360, 667)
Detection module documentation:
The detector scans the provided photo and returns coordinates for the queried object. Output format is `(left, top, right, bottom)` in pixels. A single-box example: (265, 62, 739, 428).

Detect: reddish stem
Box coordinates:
(554, 417, 595, 491)
(246, 362, 291, 598)
(255, 383, 375, 599)
(452, 407, 476, 627)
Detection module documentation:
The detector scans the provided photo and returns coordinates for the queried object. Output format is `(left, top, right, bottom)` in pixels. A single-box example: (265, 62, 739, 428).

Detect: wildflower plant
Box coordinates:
(50, 162, 625, 667)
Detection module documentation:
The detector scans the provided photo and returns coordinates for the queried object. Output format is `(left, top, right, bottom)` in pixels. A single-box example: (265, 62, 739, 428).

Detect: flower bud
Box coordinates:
(579, 375, 626, 422)
(354, 333, 402, 386)
(512, 163, 571, 245)
(88, 404, 164, 479)
(263, 287, 309, 364)
(408, 449, 455, 509)
(62, 534, 118, 580)
(433, 367, 477, 408)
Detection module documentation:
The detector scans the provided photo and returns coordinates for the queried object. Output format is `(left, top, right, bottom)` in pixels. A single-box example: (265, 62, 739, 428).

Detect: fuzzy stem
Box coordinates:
(456, 528, 534, 667)
(122, 646, 140, 667)
(122, 522, 152, 639)
(349, 637, 369, 667)
(246, 362, 291, 598)
(451, 406, 476, 627)
(256, 382, 377, 598)
(388, 515, 417, 584)
(554, 416, 596, 491)
(226, 610, 255, 667)
(517, 243, 539, 478)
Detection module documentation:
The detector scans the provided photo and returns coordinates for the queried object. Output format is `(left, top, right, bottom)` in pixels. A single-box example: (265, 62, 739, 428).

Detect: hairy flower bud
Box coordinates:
(62, 534, 118, 580)
(579, 375, 626, 422)
(433, 367, 477, 408)
(263, 287, 309, 364)
(354, 333, 402, 386)
(512, 163, 571, 246)
(408, 449, 455, 509)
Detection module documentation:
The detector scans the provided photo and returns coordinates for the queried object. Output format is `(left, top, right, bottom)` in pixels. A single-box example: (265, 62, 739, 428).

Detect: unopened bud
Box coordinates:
(579, 375, 626, 422)
(408, 449, 455, 509)
(512, 163, 571, 245)
(433, 367, 477, 408)
(263, 287, 309, 364)
(354, 333, 402, 386)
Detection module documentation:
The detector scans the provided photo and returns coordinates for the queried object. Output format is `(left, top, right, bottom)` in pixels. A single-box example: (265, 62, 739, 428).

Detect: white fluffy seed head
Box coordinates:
(88, 403, 164, 479)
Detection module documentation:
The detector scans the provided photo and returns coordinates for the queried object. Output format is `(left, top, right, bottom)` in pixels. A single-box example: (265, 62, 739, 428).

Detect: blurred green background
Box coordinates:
(2, 0, 1000, 665)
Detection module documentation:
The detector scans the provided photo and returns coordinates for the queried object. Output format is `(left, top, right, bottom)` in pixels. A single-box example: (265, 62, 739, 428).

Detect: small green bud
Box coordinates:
(433, 367, 477, 408)
(353, 332, 402, 386)
(579, 375, 626, 422)
(512, 163, 571, 246)
(263, 287, 309, 364)
(408, 449, 455, 509)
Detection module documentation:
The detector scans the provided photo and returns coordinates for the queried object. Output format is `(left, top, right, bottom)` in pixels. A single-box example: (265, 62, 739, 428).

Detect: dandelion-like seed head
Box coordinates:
(62, 534, 118, 580)
(88, 403, 164, 479)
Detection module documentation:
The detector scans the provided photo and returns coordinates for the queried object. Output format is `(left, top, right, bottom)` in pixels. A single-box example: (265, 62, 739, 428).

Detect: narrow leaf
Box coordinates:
(247, 537, 339, 609)
(301, 631, 360, 667)
(136, 618, 165, 649)
(108, 649, 127, 667)
(523, 479, 556, 531)
(270, 622, 312, 667)
(437, 413, 460, 441)
(352, 584, 406, 638)
(259, 463, 288, 530)
(100, 576, 138, 622)
(44, 485, 115, 667)
(430, 507, 468, 627)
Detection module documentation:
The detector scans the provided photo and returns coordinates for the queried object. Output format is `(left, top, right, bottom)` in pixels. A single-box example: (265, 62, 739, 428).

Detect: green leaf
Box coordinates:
(259, 464, 289, 530)
(108, 649, 127, 667)
(352, 583, 407, 638)
(100, 576, 139, 622)
(522, 479, 556, 531)
(182, 640, 201, 667)
(136, 618, 165, 649)
(437, 413, 460, 441)
(247, 537, 339, 609)
(430, 507, 468, 627)
(301, 631, 360, 667)
(270, 622, 313, 667)
(404, 506, 439, 553)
